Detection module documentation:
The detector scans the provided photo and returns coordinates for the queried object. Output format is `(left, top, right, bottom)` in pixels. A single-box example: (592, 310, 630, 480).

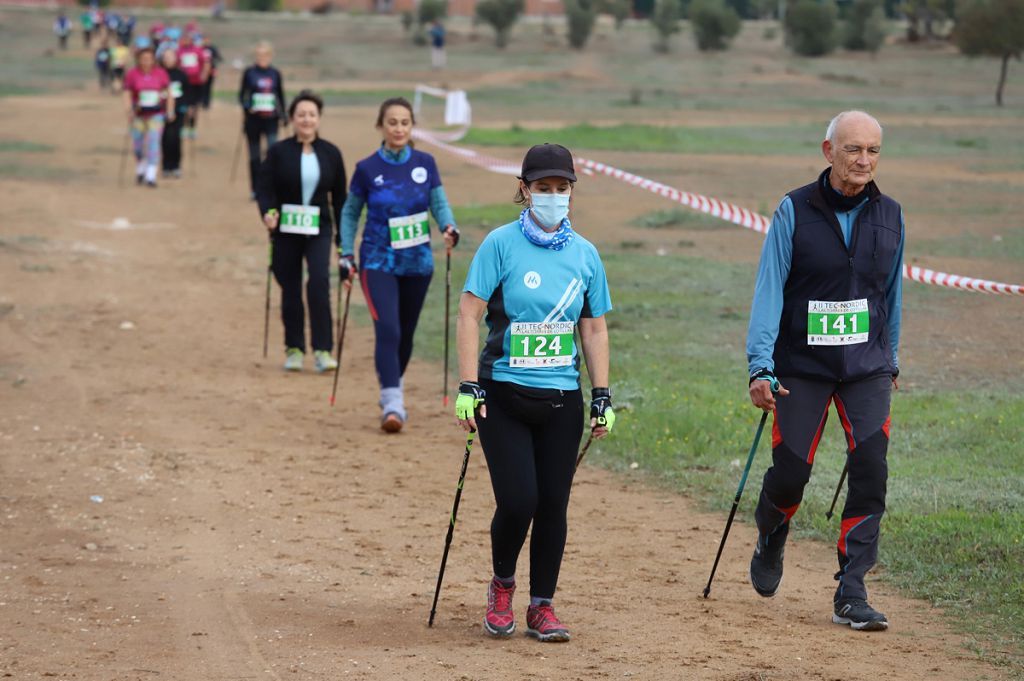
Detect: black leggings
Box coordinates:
(245, 115, 279, 194)
(271, 231, 333, 353)
(476, 379, 584, 599)
(161, 113, 182, 171)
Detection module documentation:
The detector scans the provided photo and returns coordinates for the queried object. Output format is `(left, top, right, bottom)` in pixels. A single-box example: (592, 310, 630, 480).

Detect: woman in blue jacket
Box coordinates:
(339, 97, 458, 433)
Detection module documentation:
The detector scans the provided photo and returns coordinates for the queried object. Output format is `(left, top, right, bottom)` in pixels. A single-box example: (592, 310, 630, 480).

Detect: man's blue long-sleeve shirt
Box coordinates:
(746, 196, 904, 376)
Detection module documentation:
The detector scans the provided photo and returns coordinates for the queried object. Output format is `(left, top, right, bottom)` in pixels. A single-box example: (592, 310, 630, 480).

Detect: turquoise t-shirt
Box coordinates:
(464, 222, 612, 390)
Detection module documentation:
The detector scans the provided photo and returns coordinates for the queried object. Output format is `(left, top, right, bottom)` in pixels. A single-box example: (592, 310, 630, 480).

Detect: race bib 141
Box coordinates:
(509, 321, 575, 368)
(807, 299, 869, 346)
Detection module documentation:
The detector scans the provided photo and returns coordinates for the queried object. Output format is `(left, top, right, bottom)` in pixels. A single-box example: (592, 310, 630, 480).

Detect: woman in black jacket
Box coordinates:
(257, 90, 347, 373)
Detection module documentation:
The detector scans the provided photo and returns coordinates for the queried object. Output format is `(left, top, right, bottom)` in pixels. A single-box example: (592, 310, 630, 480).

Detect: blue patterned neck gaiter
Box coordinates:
(519, 208, 574, 251)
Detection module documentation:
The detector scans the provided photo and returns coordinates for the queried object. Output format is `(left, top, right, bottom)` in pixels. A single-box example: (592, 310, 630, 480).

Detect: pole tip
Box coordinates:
(825, 511, 833, 520)
(443, 396, 449, 407)
(329, 396, 335, 406)
(702, 588, 710, 599)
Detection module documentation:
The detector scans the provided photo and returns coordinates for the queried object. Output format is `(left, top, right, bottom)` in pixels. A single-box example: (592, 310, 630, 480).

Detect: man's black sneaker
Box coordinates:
(749, 533, 784, 598)
(833, 598, 889, 631)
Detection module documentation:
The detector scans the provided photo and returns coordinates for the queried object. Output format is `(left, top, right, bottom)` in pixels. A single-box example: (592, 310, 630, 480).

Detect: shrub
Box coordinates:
(236, 0, 281, 9)
(689, 0, 742, 50)
(476, 0, 524, 48)
(565, 0, 598, 48)
(785, 0, 838, 55)
(597, 0, 633, 27)
(844, 0, 887, 51)
(650, 0, 682, 52)
(401, 9, 415, 32)
(418, 0, 448, 24)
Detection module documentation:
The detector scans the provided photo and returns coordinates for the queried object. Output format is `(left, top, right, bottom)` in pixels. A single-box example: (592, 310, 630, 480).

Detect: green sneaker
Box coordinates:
(314, 350, 338, 373)
(283, 348, 304, 372)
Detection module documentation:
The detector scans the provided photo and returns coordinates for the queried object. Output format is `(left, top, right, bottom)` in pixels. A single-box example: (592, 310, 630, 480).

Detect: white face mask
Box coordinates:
(530, 192, 571, 228)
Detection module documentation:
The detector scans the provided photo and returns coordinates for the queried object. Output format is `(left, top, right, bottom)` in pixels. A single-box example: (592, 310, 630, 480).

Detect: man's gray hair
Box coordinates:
(825, 111, 883, 143)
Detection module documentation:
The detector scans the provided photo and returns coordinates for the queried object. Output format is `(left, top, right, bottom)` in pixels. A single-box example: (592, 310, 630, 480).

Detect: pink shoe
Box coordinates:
(483, 578, 515, 637)
(526, 603, 570, 642)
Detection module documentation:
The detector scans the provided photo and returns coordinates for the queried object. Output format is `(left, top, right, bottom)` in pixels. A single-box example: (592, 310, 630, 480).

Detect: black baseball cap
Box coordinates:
(519, 143, 577, 183)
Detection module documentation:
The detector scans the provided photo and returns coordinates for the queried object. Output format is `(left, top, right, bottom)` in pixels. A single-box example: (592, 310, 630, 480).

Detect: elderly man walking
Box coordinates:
(745, 111, 904, 631)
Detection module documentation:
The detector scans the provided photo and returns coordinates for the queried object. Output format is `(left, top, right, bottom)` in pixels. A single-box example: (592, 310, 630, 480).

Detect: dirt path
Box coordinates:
(0, 94, 1013, 680)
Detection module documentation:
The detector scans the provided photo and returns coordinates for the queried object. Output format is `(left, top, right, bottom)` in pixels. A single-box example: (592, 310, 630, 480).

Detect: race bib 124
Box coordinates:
(509, 321, 575, 368)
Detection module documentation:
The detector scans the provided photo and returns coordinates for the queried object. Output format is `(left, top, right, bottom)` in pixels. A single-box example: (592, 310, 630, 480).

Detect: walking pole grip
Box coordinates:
(428, 428, 476, 627)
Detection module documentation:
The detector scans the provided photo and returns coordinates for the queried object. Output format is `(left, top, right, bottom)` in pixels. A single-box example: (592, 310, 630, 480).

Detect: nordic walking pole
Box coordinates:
(329, 279, 353, 407)
(229, 126, 243, 184)
(702, 379, 779, 599)
(442, 246, 452, 407)
(575, 432, 594, 471)
(825, 459, 850, 521)
(262, 239, 272, 358)
(429, 428, 476, 627)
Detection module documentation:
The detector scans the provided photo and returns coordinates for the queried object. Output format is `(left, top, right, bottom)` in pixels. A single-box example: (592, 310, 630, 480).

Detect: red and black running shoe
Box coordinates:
(525, 603, 570, 642)
(483, 578, 516, 637)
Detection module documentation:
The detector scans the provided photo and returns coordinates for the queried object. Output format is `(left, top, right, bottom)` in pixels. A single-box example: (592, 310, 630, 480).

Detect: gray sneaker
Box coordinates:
(283, 348, 304, 372)
(833, 598, 889, 631)
(314, 350, 338, 373)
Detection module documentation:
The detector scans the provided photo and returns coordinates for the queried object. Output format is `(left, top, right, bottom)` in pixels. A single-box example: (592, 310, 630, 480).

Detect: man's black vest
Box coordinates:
(773, 171, 903, 382)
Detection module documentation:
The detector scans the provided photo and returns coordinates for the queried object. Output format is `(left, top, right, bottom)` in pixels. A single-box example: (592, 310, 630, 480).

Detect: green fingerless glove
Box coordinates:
(455, 381, 486, 421)
(590, 388, 615, 433)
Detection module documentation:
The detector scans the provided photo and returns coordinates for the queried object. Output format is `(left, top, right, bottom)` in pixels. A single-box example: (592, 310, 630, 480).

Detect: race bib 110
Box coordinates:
(807, 299, 869, 346)
(509, 321, 575, 368)
(279, 204, 320, 235)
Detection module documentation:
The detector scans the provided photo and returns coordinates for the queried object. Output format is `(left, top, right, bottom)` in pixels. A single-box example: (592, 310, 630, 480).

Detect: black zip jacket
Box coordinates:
(256, 136, 347, 248)
(238, 64, 285, 120)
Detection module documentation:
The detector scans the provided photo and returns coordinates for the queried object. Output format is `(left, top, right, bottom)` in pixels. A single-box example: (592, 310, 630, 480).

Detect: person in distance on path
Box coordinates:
(746, 110, 904, 631)
(455, 144, 615, 643)
(177, 31, 210, 141)
(239, 42, 287, 200)
(338, 97, 459, 433)
(160, 48, 189, 179)
(53, 12, 72, 51)
(257, 91, 348, 373)
(123, 39, 172, 188)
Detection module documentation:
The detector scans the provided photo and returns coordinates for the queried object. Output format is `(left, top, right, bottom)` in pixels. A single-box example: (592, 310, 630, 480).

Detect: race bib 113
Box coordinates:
(388, 212, 430, 249)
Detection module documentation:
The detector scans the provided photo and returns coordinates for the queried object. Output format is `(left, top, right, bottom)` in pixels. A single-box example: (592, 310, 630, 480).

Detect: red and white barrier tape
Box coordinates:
(413, 128, 1024, 296)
